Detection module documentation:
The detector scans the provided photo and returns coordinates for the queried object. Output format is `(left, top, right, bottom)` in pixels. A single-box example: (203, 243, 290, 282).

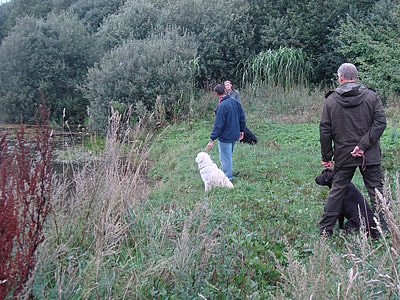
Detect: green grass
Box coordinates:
(242, 47, 314, 89)
(29, 84, 400, 299)
(143, 112, 400, 298)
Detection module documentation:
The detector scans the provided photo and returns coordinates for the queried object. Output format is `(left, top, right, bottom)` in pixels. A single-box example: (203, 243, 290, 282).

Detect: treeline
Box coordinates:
(0, 0, 399, 130)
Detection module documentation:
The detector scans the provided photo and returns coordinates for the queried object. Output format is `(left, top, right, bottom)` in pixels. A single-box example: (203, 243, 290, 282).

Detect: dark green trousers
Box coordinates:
(319, 164, 386, 233)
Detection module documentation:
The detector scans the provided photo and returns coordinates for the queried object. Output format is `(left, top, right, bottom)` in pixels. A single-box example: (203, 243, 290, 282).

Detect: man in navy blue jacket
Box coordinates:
(205, 84, 246, 181)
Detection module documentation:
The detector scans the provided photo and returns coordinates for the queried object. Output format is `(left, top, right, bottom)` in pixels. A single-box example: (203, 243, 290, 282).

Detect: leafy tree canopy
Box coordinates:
(82, 27, 198, 132)
(336, 0, 400, 97)
(96, 0, 160, 51)
(260, 0, 377, 81)
(68, 0, 125, 32)
(0, 12, 95, 123)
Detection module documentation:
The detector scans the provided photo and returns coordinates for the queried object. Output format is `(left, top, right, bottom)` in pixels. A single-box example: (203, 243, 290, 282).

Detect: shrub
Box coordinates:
(158, 0, 257, 84)
(95, 0, 160, 51)
(259, 0, 377, 82)
(0, 12, 95, 124)
(68, 0, 125, 32)
(82, 27, 198, 133)
(336, 0, 400, 97)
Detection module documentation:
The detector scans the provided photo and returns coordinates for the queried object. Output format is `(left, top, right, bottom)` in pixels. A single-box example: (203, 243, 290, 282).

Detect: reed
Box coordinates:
(242, 47, 314, 89)
(32, 109, 156, 299)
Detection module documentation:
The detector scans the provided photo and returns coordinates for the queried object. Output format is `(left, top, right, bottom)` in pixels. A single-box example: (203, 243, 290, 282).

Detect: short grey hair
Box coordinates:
(337, 63, 358, 81)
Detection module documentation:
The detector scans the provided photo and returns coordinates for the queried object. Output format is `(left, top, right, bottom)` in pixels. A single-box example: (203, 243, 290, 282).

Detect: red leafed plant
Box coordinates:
(0, 101, 54, 299)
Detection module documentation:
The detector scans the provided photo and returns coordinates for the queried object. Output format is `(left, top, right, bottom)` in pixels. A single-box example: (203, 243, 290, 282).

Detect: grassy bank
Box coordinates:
(28, 84, 400, 299)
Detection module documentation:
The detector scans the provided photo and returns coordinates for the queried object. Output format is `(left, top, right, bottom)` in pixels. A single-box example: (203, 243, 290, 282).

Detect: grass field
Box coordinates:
(26, 84, 400, 299)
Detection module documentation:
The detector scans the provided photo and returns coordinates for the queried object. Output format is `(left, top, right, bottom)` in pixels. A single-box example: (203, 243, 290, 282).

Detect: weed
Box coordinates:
(29, 83, 400, 298)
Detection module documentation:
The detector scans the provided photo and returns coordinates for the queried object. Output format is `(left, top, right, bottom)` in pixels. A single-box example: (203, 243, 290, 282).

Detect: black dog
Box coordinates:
(315, 168, 378, 238)
(240, 127, 257, 145)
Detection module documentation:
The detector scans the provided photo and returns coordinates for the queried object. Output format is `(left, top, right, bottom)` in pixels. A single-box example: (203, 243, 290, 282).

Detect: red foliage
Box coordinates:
(0, 102, 54, 299)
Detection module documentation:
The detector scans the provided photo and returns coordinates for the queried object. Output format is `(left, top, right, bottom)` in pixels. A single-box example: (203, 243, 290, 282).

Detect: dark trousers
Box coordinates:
(319, 164, 386, 233)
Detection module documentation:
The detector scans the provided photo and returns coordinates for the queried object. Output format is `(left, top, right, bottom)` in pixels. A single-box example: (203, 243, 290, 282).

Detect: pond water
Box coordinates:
(0, 123, 84, 146)
(0, 123, 86, 177)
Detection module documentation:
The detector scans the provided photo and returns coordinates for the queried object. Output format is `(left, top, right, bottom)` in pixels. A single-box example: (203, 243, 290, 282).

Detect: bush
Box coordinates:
(336, 0, 400, 97)
(158, 0, 257, 84)
(0, 3, 11, 42)
(68, 0, 125, 32)
(95, 0, 160, 51)
(0, 103, 54, 299)
(82, 27, 198, 133)
(0, 12, 96, 124)
(259, 0, 377, 81)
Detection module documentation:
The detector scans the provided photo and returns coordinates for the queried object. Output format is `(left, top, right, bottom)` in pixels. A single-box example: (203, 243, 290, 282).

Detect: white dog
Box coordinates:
(195, 152, 234, 192)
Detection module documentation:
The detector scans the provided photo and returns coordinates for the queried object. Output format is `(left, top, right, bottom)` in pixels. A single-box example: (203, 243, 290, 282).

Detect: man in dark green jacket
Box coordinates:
(319, 63, 387, 237)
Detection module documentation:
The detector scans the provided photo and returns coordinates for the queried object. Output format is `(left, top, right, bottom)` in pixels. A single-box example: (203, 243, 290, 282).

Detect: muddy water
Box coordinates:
(0, 123, 85, 147)
(0, 123, 85, 174)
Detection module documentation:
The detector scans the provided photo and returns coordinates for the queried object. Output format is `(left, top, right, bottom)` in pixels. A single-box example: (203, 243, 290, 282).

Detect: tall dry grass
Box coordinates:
(126, 199, 221, 297)
(31, 109, 156, 299)
(241, 83, 325, 124)
(271, 173, 400, 299)
(30, 107, 223, 298)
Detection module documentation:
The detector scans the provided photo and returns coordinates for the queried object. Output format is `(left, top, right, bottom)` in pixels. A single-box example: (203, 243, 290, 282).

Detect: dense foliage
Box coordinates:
(335, 0, 400, 98)
(68, 0, 125, 31)
(0, 12, 95, 123)
(0, 0, 399, 126)
(82, 28, 197, 132)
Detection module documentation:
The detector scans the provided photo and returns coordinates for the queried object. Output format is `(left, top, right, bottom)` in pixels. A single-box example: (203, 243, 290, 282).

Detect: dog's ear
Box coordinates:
(323, 168, 334, 182)
(196, 152, 207, 163)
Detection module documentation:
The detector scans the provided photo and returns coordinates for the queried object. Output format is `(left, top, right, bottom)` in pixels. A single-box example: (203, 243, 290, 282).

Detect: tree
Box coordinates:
(95, 0, 160, 51)
(259, 0, 377, 81)
(0, 12, 96, 124)
(82, 28, 197, 132)
(335, 0, 400, 97)
(157, 0, 257, 84)
(68, 0, 125, 32)
(0, 2, 11, 42)
(97, 0, 259, 85)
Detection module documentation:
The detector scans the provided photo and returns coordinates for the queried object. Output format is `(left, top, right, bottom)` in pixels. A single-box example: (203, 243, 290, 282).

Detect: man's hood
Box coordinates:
(334, 82, 367, 107)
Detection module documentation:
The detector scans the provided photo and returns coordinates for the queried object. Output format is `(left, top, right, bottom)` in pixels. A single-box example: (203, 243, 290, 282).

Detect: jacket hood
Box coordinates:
(334, 82, 367, 107)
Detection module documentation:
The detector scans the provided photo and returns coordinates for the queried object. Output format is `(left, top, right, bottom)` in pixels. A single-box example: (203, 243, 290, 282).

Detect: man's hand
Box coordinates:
(351, 146, 364, 157)
(321, 160, 332, 168)
(205, 140, 213, 151)
(239, 132, 244, 141)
